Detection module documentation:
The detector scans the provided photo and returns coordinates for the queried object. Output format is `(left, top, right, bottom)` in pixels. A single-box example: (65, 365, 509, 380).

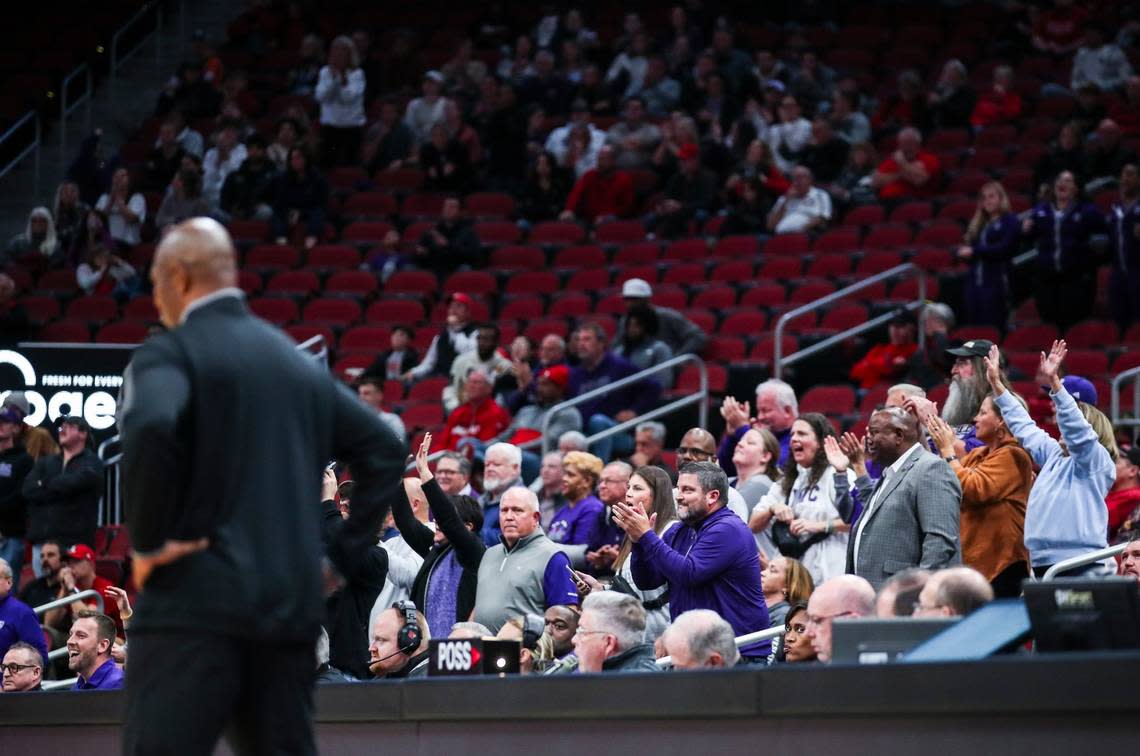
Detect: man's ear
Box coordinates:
(707, 651, 725, 668)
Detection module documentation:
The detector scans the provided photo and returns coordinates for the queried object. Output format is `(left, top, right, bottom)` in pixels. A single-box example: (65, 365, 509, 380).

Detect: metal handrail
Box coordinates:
(42, 677, 79, 691)
(0, 111, 41, 192)
(1040, 543, 1127, 581)
(1110, 365, 1140, 445)
(297, 334, 329, 367)
(655, 625, 785, 667)
(60, 63, 94, 161)
(540, 353, 708, 454)
(110, 2, 164, 90)
(34, 589, 105, 617)
(773, 263, 927, 380)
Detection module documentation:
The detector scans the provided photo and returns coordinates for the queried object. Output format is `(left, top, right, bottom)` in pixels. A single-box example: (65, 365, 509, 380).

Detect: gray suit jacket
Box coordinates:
(845, 446, 962, 590)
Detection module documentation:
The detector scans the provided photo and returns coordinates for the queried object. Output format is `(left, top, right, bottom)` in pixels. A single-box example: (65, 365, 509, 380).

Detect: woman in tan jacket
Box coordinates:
(926, 394, 1033, 598)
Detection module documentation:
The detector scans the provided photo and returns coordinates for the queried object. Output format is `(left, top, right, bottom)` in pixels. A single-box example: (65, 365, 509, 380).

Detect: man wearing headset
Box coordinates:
(367, 601, 431, 679)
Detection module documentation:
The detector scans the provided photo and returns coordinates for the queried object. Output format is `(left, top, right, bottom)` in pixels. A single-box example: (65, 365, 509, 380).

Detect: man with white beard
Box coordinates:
(479, 443, 527, 546)
(905, 340, 998, 458)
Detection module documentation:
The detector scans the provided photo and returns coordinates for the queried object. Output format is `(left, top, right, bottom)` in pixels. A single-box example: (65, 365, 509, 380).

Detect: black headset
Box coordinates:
(393, 600, 423, 655)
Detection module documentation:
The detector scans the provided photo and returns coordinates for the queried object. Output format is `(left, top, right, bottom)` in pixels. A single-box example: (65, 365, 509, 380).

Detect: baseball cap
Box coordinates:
(946, 339, 994, 359)
(424, 70, 445, 84)
(448, 292, 474, 308)
(621, 278, 653, 298)
(677, 143, 700, 161)
(538, 364, 570, 390)
(1062, 375, 1098, 405)
(889, 308, 916, 327)
(58, 415, 91, 433)
(1123, 446, 1140, 467)
(65, 544, 96, 563)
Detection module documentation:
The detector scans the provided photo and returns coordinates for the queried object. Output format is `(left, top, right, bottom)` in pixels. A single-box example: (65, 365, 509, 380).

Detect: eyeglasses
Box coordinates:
(2, 662, 40, 675)
(805, 610, 856, 627)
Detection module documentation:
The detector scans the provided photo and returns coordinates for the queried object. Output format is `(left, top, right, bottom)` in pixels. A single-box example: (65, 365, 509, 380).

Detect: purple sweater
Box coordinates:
(0, 594, 48, 667)
(567, 352, 660, 420)
(630, 506, 771, 656)
(547, 495, 605, 547)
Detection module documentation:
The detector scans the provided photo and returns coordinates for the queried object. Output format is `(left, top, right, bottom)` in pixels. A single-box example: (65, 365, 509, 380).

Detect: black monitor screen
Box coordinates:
(1022, 577, 1140, 652)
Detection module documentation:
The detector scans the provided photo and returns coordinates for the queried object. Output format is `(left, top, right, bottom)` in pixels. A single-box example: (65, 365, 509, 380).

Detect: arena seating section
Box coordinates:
(9, 0, 1140, 471)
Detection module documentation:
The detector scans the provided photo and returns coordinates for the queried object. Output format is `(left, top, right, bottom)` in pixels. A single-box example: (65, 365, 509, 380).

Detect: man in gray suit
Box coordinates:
(842, 407, 961, 590)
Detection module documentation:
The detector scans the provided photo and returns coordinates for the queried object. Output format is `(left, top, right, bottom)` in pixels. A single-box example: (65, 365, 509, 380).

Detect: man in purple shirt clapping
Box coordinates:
(68, 611, 124, 690)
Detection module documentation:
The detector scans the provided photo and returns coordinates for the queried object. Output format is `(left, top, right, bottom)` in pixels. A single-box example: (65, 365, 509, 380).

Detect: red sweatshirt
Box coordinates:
(435, 398, 511, 451)
(564, 168, 635, 221)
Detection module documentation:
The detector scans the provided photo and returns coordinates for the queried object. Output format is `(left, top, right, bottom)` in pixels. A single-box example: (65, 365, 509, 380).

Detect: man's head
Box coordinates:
(790, 165, 814, 197)
(67, 611, 116, 678)
(622, 96, 645, 126)
(805, 575, 876, 663)
(38, 540, 63, 578)
(536, 365, 570, 406)
(448, 622, 493, 640)
(498, 487, 541, 546)
(944, 340, 994, 425)
(446, 293, 472, 326)
(538, 334, 566, 365)
(596, 144, 617, 174)
(544, 605, 580, 657)
(151, 218, 238, 328)
(475, 323, 499, 361)
(866, 407, 919, 466)
(661, 610, 740, 670)
(0, 557, 12, 601)
(620, 277, 653, 309)
(888, 310, 917, 346)
(2, 642, 44, 692)
(675, 461, 729, 525)
(1114, 447, 1140, 493)
(897, 127, 922, 160)
(1121, 163, 1139, 199)
(754, 379, 798, 434)
(598, 461, 633, 507)
(368, 605, 430, 676)
(634, 421, 666, 464)
(573, 591, 646, 673)
(356, 377, 385, 411)
(434, 452, 471, 495)
(558, 431, 588, 453)
(57, 416, 90, 454)
(1120, 535, 1140, 582)
(885, 383, 926, 409)
(676, 428, 717, 465)
(484, 442, 522, 494)
(463, 369, 493, 404)
(574, 322, 608, 368)
(914, 567, 995, 618)
(875, 568, 931, 617)
(64, 544, 97, 585)
(402, 477, 430, 522)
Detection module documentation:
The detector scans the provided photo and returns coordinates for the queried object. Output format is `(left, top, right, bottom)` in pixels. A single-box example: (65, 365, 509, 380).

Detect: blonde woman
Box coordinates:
(957, 181, 1019, 331)
(316, 35, 366, 168)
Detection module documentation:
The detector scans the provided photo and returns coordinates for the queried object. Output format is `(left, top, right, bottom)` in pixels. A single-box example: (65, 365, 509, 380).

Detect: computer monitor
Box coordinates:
(830, 617, 958, 664)
(1022, 577, 1140, 652)
(902, 599, 1032, 662)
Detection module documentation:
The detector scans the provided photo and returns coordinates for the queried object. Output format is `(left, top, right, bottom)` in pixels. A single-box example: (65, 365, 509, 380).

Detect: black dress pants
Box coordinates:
(123, 631, 316, 756)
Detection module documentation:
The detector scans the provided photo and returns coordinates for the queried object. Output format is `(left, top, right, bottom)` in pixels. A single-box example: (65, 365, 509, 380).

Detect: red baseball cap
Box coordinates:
(677, 143, 700, 161)
(539, 364, 570, 390)
(65, 544, 96, 563)
(448, 293, 474, 307)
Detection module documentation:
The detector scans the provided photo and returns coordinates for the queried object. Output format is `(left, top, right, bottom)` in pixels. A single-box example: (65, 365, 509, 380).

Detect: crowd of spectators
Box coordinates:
(3, 0, 1140, 695)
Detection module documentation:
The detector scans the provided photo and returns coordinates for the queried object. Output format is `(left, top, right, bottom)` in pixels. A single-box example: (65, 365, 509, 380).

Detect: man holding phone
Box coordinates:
(615, 461, 771, 660)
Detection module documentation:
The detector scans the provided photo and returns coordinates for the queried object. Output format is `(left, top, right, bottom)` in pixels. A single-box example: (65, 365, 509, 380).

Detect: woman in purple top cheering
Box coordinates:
(547, 452, 606, 547)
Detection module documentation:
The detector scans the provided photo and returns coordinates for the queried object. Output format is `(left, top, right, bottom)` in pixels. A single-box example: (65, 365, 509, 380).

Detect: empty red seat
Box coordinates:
(807, 254, 852, 278)
(800, 385, 856, 416)
(720, 311, 767, 336)
(937, 199, 978, 222)
(328, 166, 368, 190)
(759, 258, 803, 280)
(366, 298, 425, 324)
(890, 277, 939, 300)
(595, 294, 627, 316)
(1064, 320, 1119, 349)
(401, 193, 446, 218)
(612, 242, 660, 265)
(1003, 324, 1059, 352)
(548, 293, 592, 318)
(372, 167, 424, 192)
(67, 296, 118, 323)
(889, 202, 933, 224)
(662, 263, 707, 285)
(226, 220, 270, 244)
(565, 268, 610, 291)
(820, 303, 869, 330)
(683, 308, 716, 334)
(286, 324, 337, 346)
(464, 192, 516, 219)
(505, 271, 560, 296)
(35, 269, 79, 295)
(761, 234, 808, 257)
(302, 298, 361, 326)
(500, 297, 545, 320)
(750, 334, 798, 362)
(341, 192, 397, 218)
(863, 224, 912, 250)
(914, 221, 965, 247)
(691, 286, 737, 310)
(340, 326, 391, 354)
(124, 296, 158, 321)
(246, 244, 300, 270)
(952, 326, 1002, 344)
(443, 270, 497, 297)
(265, 270, 319, 295)
(474, 221, 521, 246)
(308, 245, 361, 270)
(663, 239, 709, 261)
(843, 205, 885, 227)
(709, 260, 753, 282)
(333, 354, 373, 381)
(238, 270, 263, 294)
(249, 298, 299, 324)
(672, 364, 728, 395)
(341, 221, 396, 245)
(704, 335, 745, 361)
(740, 283, 787, 308)
(650, 286, 687, 310)
(1065, 349, 1110, 377)
(553, 245, 607, 268)
(490, 246, 544, 270)
(36, 319, 90, 343)
(325, 271, 379, 296)
(855, 251, 904, 276)
(947, 171, 989, 195)
(530, 221, 585, 246)
(789, 279, 837, 305)
(927, 129, 971, 151)
(384, 271, 438, 297)
(401, 402, 444, 431)
(596, 220, 646, 245)
(912, 247, 954, 272)
(715, 235, 762, 258)
(523, 318, 570, 342)
(813, 228, 861, 253)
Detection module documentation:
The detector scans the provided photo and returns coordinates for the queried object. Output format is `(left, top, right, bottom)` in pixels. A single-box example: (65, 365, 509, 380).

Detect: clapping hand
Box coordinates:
(1039, 339, 1067, 392)
(720, 396, 752, 432)
(983, 344, 1004, 393)
(823, 435, 850, 472)
(416, 433, 433, 481)
(924, 415, 958, 459)
(612, 500, 655, 542)
(837, 432, 867, 476)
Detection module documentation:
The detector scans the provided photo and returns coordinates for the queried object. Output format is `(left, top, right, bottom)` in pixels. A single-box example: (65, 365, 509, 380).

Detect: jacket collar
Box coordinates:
(179, 287, 246, 325)
(601, 643, 655, 671)
(501, 529, 546, 553)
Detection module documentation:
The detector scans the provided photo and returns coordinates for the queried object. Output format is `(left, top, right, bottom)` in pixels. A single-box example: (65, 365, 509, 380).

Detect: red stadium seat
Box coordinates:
(1003, 324, 1059, 352)
(740, 283, 787, 309)
(662, 263, 707, 285)
(761, 234, 809, 257)
(523, 318, 570, 342)
(1064, 320, 1119, 350)
(238, 270, 263, 294)
(308, 245, 362, 271)
(474, 221, 521, 246)
(333, 354, 373, 382)
(500, 297, 545, 320)
(612, 242, 660, 265)
(246, 244, 301, 271)
(565, 269, 610, 291)
(490, 245, 545, 270)
(401, 193, 446, 218)
(302, 299, 361, 327)
(407, 377, 449, 402)
(340, 326, 391, 354)
(683, 308, 716, 334)
(464, 192, 516, 219)
(613, 265, 659, 286)
(952, 326, 1002, 344)
(690, 286, 737, 310)
(341, 192, 397, 218)
(35, 269, 79, 295)
(813, 228, 861, 254)
(820, 303, 869, 331)
(937, 199, 978, 222)
(800, 385, 856, 416)
(651, 286, 687, 310)
(889, 202, 933, 224)
(715, 235, 762, 259)
(862, 225, 912, 250)
(553, 245, 607, 269)
(914, 221, 965, 247)
(249, 298, 299, 325)
(663, 239, 710, 261)
(750, 334, 798, 363)
(595, 294, 627, 316)
(372, 168, 424, 192)
(596, 221, 647, 245)
(401, 402, 444, 431)
(890, 277, 939, 301)
(911, 247, 954, 272)
(443, 270, 497, 297)
(95, 321, 148, 344)
(720, 311, 767, 336)
(807, 254, 852, 279)
(789, 279, 837, 305)
(384, 271, 438, 297)
(704, 335, 745, 361)
(325, 271, 379, 297)
(759, 257, 803, 280)
(504, 271, 560, 296)
(341, 221, 396, 245)
(1064, 349, 1109, 378)
(265, 270, 319, 296)
(671, 364, 727, 395)
(548, 293, 592, 318)
(842, 205, 885, 227)
(366, 299, 426, 324)
(855, 251, 904, 276)
(286, 324, 336, 346)
(124, 296, 159, 321)
(66, 296, 119, 324)
(709, 260, 754, 283)
(530, 221, 586, 246)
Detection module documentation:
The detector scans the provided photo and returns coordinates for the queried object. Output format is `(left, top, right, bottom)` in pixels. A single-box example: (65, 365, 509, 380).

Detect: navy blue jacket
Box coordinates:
(1027, 201, 1105, 274)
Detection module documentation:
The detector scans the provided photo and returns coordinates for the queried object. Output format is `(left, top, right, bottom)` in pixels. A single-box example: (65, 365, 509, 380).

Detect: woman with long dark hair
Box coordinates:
(750, 413, 853, 585)
(271, 147, 328, 249)
(957, 181, 1019, 331)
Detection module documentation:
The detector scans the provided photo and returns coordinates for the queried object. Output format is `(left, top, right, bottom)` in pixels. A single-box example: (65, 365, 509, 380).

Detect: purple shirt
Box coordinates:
(0, 594, 48, 667)
(631, 506, 771, 657)
(542, 551, 580, 608)
(74, 657, 124, 690)
(547, 495, 604, 547)
(567, 352, 660, 419)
